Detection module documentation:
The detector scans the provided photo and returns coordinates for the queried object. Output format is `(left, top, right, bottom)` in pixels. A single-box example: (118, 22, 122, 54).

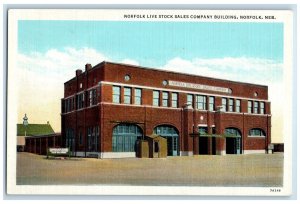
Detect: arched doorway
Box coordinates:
(224, 128, 242, 154)
(154, 125, 179, 156)
(112, 124, 143, 152)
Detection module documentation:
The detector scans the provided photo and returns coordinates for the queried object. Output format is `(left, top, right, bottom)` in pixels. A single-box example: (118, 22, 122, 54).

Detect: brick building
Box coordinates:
(61, 61, 271, 158)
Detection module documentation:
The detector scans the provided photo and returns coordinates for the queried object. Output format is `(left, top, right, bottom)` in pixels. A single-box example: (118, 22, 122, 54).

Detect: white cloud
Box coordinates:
(16, 48, 284, 142)
(158, 57, 283, 85)
(120, 59, 140, 66)
(16, 47, 137, 131)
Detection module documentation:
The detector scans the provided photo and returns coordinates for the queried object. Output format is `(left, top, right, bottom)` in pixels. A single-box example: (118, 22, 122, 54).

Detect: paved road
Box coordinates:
(17, 152, 283, 186)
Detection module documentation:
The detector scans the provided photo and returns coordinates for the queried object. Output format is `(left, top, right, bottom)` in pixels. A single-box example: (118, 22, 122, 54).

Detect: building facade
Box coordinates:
(17, 119, 55, 152)
(61, 61, 271, 158)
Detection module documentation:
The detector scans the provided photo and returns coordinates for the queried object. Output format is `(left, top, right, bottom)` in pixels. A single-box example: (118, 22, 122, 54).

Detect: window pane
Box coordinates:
(248, 101, 252, 113)
(254, 101, 259, 113)
(229, 99, 234, 112)
(171, 93, 178, 108)
(134, 88, 142, 105)
(113, 86, 121, 103)
(236, 99, 241, 112)
(162, 92, 169, 107)
(222, 98, 227, 111)
(187, 94, 193, 107)
(209, 96, 214, 111)
(153, 91, 160, 106)
(260, 102, 265, 114)
(197, 95, 206, 110)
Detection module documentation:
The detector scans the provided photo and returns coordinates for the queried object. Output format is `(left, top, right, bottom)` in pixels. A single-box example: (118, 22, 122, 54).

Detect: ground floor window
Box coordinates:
(87, 126, 99, 152)
(248, 128, 266, 137)
(66, 128, 75, 153)
(112, 124, 143, 152)
(224, 128, 242, 154)
(154, 125, 179, 156)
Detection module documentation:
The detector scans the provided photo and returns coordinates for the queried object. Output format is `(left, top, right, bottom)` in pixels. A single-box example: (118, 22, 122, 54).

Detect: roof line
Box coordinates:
(104, 61, 268, 88)
(64, 60, 268, 88)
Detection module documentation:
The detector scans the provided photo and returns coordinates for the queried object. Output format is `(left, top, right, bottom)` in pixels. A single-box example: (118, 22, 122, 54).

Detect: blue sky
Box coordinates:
(18, 21, 283, 67)
(17, 20, 284, 142)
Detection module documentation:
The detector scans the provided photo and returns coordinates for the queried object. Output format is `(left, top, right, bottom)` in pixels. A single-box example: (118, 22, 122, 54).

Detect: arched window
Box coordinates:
(248, 128, 266, 137)
(224, 128, 242, 154)
(112, 124, 143, 152)
(154, 125, 179, 156)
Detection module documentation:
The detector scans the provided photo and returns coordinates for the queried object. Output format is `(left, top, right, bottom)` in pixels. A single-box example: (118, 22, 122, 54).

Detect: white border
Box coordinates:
(6, 9, 293, 196)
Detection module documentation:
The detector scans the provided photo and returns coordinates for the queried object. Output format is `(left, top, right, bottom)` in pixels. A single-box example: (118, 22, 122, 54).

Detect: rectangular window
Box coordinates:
(229, 98, 234, 112)
(236, 99, 241, 113)
(88, 89, 97, 106)
(171, 93, 178, 108)
(209, 96, 214, 111)
(153, 90, 160, 106)
(134, 88, 142, 105)
(187, 94, 193, 108)
(254, 101, 259, 114)
(222, 98, 227, 112)
(197, 95, 207, 110)
(77, 93, 85, 109)
(162, 92, 169, 107)
(79, 132, 83, 145)
(124, 87, 131, 104)
(64, 99, 68, 113)
(260, 102, 265, 114)
(248, 101, 253, 113)
(113, 86, 121, 104)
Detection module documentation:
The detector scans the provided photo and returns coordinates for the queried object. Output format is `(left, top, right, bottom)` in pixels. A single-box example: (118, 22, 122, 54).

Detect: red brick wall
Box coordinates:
(62, 61, 271, 155)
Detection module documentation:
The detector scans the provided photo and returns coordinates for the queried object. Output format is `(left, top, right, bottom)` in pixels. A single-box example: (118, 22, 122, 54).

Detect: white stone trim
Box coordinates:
(179, 151, 193, 156)
(216, 150, 226, 156)
(100, 81, 270, 102)
(101, 102, 182, 110)
(99, 152, 136, 159)
(243, 150, 266, 154)
(63, 94, 75, 100)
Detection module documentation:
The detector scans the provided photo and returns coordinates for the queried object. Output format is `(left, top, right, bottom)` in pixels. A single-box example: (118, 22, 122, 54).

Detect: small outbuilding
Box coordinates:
(136, 134, 167, 158)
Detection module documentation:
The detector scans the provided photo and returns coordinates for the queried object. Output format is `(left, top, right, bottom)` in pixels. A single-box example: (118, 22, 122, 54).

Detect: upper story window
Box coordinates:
(124, 87, 132, 104)
(162, 92, 169, 107)
(248, 101, 252, 113)
(221, 98, 227, 112)
(248, 128, 266, 137)
(260, 102, 265, 114)
(236, 99, 241, 113)
(153, 90, 160, 107)
(134, 88, 142, 105)
(187, 94, 193, 108)
(88, 89, 97, 106)
(64, 98, 72, 113)
(228, 98, 234, 112)
(209, 96, 214, 111)
(196, 95, 206, 110)
(77, 92, 85, 109)
(113, 86, 121, 104)
(254, 101, 259, 114)
(171, 93, 178, 108)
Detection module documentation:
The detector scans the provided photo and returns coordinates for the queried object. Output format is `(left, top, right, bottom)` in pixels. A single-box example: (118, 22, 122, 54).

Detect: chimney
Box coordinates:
(76, 69, 82, 76)
(85, 63, 92, 72)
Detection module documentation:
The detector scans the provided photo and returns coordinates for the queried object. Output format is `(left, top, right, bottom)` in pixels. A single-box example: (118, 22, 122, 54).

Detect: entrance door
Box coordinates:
(224, 128, 242, 154)
(199, 137, 209, 155)
(154, 125, 179, 156)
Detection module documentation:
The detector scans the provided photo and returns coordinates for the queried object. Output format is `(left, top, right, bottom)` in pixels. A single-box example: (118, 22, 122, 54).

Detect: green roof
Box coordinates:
(17, 124, 55, 136)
